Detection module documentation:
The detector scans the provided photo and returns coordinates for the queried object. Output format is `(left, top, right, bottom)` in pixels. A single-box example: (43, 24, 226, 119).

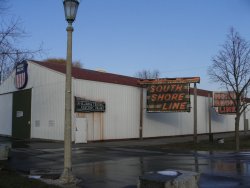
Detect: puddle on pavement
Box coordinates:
(3, 135, 250, 188)
(73, 152, 250, 188)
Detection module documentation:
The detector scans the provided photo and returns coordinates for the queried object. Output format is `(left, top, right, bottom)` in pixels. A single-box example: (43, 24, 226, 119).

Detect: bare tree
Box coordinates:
(44, 58, 83, 68)
(208, 28, 250, 151)
(0, 1, 43, 84)
(135, 69, 160, 79)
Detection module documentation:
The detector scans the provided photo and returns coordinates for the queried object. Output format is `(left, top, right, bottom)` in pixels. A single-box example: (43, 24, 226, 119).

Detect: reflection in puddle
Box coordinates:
(213, 161, 240, 174)
(200, 152, 250, 176)
(209, 159, 250, 176)
(75, 152, 250, 188)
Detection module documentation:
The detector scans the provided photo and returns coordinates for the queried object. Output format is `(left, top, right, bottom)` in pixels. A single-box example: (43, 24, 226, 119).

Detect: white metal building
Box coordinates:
(0, 60, 249, 142)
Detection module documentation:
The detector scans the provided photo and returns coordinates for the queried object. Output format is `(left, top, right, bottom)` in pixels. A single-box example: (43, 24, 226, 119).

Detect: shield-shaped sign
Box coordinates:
(14, 60, 28, 89)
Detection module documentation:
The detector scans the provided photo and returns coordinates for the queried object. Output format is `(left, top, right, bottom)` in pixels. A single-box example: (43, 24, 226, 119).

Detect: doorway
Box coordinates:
(12, 89, 31, 139)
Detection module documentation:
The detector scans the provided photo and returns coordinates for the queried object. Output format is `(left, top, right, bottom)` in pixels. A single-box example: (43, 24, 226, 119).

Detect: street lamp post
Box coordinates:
(60, 0, 79, 184)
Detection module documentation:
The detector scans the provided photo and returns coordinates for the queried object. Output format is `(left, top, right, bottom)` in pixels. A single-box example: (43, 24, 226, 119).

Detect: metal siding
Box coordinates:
(73, 79, 140, 140)
(0, 71, 20, 94)
(211, 111, 241, 133)
(30, 63, 65, 140)
(142, 90, 245, 138)
(142, 104, 190, 136)
(197, 95, 209, 134)
(247, 111, 249, 120)
(0, 93, 13, 135)
(247, 110, 250, 120)
(178, 106, 193, 135)
(143, 88, 183, 137)
(0, 61, 34, 94)
(0, 60, 248, 141)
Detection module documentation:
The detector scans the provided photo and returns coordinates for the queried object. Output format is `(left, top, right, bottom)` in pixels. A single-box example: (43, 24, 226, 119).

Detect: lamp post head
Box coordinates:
(63, 0, 79, 23)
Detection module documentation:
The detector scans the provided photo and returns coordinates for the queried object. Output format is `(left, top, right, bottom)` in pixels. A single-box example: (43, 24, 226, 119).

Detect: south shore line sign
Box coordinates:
(139, 77, 200, 112)
(147, 83, 190, 112)
(75, 97, 105, 113)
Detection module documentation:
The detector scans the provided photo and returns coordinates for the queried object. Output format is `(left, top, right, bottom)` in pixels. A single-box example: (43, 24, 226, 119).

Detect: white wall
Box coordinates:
(0, 93, 13, 136)
(142, 91, 194, 137)
(0, 61, 249, 141)
(142, 89, 247, 138)
(29, 63, 65, 140)
(0, 61, 66, 140)
(0, 61, 33, 94)
(73, 79, 141, 140)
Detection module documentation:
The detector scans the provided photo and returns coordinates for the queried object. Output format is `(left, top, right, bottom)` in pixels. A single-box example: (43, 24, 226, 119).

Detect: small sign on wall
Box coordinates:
(74, 97, 105, 113)
(14, 60, 28, 90)
(16, 111, 23, 118)
(213, 92, 237, 114)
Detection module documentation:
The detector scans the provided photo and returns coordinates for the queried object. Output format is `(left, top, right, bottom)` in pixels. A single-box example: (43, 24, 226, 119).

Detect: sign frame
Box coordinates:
(74, 97, 105, 113)
(213, 91, 237, 114)
(146, 83, 191, 112)
(139, 77, 200, 85)
(139, 77, 200, 113)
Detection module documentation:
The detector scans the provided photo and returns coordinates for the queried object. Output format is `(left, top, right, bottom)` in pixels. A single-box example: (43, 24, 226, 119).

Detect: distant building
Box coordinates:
(0, 60, 248, 142)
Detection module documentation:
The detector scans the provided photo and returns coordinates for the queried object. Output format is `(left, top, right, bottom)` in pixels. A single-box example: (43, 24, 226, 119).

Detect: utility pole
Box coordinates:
(193, 83, 198, 144)
(208, 93, 213, 142)
(139, 87, 144, 140)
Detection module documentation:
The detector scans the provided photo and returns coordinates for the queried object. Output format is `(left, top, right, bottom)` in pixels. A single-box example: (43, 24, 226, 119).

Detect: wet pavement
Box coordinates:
(1, 134, 250, 188)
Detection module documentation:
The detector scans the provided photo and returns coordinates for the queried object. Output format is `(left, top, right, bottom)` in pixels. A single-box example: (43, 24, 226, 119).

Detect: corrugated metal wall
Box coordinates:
(0, 73, 19, 94)
(0, 62, 66, 140)
(0, 93, 13, 136)
(142, 89, 246, 138)
(0, 61, 249, 141)
(73, 79, 141, 140)
(29, 63, 65, 140)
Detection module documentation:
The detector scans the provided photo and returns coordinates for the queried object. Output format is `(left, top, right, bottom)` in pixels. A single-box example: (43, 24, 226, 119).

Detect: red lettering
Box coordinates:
(171, 84, 176, 91)
(157, 94, 164, 101)
(164, 94, 171, 100)
(214, 100, 220, 106)
(214, 93, 220, 100)
(150, 85, 156, 93)
(172, 94, 178, 100)
(179, 102, 187, 110)
(151, 94, 157, 102)
(219, 106, 236, 113)
(178, 93, 185, 101)
(163, 85, 170, 92)
(162, 103, 171, 110)
(175, 84, 183, 92)
(156, 85, 163, 92)
(172, 102, 180, 110)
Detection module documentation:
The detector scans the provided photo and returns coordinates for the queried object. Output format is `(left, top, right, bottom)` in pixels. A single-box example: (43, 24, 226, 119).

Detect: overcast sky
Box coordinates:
(7, 0, 250, 90)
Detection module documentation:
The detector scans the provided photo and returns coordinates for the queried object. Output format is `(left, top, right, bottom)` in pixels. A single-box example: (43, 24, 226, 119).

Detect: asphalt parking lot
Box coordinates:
(1, 133, 250, 188)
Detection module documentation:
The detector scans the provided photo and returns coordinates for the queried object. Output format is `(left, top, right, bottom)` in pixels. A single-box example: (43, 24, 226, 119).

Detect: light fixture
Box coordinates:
(63, 0, 79, 23)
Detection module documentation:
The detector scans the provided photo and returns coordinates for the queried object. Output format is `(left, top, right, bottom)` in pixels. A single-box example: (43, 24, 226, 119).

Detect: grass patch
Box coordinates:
(131, 135, 250, 152)
(159, 135, 250, 151)
(0, 161, 60, 188)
